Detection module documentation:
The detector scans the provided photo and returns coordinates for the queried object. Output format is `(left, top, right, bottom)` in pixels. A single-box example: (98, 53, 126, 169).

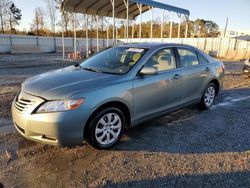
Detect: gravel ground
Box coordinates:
(0, 54, 250, 187)
(0, 54, 76, 122)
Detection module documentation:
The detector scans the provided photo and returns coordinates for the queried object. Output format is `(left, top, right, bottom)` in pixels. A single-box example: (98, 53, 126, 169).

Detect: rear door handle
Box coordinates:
(205, 67, 210, 72)
(173, 74, 181, 80)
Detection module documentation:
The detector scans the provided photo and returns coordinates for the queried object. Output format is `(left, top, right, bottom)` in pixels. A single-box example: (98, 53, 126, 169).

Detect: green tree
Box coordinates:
(205, 20, 220, 37)
(193, 19, 220, 38)
(9, 3, 22, 33)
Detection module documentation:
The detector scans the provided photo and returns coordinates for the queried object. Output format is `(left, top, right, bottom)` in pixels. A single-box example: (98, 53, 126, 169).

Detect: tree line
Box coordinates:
(0, 0, 220, 38)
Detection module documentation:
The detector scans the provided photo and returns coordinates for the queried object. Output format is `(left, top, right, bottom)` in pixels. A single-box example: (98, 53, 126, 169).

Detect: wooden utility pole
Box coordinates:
(223, 17, 228, 38)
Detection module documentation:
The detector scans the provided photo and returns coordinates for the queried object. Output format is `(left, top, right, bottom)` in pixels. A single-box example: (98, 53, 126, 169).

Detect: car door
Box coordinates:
(132, 48, 184, 122)
(175, 47, 211, 103)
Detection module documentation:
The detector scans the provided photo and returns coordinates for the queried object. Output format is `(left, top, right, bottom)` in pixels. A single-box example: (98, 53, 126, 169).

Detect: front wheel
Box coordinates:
(87, 107, 125, 149)
(200, 83, 216, 109)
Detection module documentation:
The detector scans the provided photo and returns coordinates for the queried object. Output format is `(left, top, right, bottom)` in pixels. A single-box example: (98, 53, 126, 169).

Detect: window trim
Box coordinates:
(196, 51, 210, 64)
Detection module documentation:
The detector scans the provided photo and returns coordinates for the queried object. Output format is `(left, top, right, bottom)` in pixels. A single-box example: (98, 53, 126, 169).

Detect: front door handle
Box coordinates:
(205, 67, 210, 72)
(173, 74, 181, 80)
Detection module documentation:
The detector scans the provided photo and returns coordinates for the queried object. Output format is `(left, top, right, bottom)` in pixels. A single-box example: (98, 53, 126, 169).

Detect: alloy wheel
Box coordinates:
(95, 113, 122, 146)
(204, 86, 215, 107)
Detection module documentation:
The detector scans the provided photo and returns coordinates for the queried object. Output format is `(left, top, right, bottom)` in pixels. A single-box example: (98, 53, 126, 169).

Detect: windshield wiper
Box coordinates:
(82, 67, 121, 75)
(101, 71, 122, 75)
(82, 67, 99, 73)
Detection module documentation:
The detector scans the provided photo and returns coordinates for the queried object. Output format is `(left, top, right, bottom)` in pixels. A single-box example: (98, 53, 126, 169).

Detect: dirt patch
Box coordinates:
(223, 61, 250, 89)
(0, 54, 75, 119)
(0, 83, 20, 119)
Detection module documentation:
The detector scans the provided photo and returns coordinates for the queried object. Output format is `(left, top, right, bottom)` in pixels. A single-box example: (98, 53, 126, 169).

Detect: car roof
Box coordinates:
(120, 42, 196, 50)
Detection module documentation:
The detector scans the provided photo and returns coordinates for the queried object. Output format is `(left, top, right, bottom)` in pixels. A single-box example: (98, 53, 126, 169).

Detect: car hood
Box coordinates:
(22, 66, 120, 100)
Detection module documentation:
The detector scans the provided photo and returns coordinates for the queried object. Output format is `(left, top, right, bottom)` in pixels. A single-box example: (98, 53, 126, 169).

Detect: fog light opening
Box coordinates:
(42, 135, 56, 141)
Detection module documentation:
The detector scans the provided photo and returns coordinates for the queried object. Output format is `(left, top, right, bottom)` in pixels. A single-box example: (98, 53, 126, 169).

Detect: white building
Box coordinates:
(221, 29, 250, 40)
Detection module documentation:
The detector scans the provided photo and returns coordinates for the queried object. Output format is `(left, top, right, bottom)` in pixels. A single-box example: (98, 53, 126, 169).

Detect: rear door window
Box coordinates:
(177, 48, 199, 67)
(197, 52, 209, 64)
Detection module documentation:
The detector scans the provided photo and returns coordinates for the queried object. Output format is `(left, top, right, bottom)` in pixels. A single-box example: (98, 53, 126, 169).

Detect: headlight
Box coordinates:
(36, 98, 84, 113)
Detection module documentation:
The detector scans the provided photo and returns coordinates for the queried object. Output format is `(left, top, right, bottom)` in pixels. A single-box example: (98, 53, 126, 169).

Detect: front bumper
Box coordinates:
(11, 91, 91, 146)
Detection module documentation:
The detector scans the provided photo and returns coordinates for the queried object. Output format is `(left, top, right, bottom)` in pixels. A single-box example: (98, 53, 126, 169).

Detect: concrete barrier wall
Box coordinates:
(0, 34, 114, 54)
(0, 34, 250, 59)
(209, 50, 250, 60)
(123, 38, 250, 60)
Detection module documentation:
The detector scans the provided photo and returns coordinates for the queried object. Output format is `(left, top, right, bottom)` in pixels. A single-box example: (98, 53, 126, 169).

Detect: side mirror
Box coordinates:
(139, 67, 158, 76)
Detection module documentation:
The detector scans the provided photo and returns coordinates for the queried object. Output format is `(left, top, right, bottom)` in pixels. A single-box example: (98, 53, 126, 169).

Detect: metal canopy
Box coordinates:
(61, 0, 190, 60)
(62, 0, 190, 20)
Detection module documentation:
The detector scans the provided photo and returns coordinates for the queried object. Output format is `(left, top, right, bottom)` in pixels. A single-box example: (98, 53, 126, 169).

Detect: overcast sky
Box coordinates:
(14, 0, 250, 31)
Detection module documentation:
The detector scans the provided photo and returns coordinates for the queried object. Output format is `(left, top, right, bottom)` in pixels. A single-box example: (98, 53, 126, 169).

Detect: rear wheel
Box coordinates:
(87, 107, 125, 149)
(200, 83, 216, 109)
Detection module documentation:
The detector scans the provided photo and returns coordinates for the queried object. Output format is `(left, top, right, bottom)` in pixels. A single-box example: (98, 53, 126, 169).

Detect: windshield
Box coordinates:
(80, 47, 147, 75)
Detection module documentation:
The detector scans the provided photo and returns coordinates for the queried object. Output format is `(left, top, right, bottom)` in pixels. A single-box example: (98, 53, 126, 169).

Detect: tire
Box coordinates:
(87, 107, 125, 149)
(243, 74, 250, 79)
(200, 83, 216, 109)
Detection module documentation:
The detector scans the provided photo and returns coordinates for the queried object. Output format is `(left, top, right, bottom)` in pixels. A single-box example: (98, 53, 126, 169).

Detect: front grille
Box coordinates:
(14, 92, 33, 113)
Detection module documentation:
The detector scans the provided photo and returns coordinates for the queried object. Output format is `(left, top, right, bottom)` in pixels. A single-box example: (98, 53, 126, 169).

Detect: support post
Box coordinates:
(137, 4, 142, 43)
(73, 13, 77, 57)
(116, 26, 118, 45)
(36, 36, 39, 47)
(185, 15, 189, 38)
(127, 0, 129, 42)
(204, 38, 207, 50)
(107, 21, 109, 47)
(61, 10, 65, 60)
(124, 22, 126, 40)
(54, 37, 56, 52)
(177, 14, 181, 38)
(102, 17, 104, 48)
(9, 35, 12, 49)
(110, 0, 115, 45)
(132, 21, 135, 39)
(169, 11, 173, 38)
(96, 15, 99, 52)
(161, 9, 164, 42)
(123, 0, 129, 42)
(150, 7, 154, 42)
(85, 14, 89, 58)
